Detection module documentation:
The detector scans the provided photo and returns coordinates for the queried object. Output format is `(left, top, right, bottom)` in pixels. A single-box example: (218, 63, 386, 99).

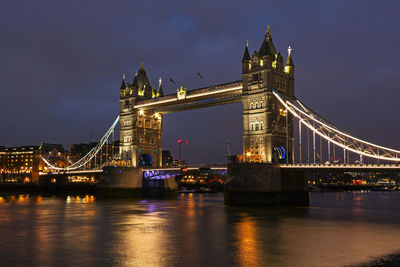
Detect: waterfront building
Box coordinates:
(69, 140, 119, 168)
(162, 150, 173, 166)
(176, 167, 224, 191)
(0, 143, 65, 182)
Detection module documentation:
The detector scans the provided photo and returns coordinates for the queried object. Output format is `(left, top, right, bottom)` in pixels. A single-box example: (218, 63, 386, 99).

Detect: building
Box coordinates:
(241, 27, 294, 163)
(69, 140, 119, 168)
(162, 150, 173, 167)
(0, 143, 65, 183)
(119, 64, 163, 167)
(176, 167, 224, 192)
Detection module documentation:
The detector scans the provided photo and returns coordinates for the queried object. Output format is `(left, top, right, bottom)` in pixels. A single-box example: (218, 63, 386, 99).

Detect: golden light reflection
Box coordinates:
(235, 216, 260, 266)
(0, 197, 4, 203)
(66, 195, 96, 204)
(18, 195, 26, 202)
(117, 206, 168, 266)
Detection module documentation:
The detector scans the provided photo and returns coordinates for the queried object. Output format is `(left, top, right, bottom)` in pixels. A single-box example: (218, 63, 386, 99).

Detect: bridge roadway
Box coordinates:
(38, 165, 228, 176)
(134, 80, 243, 113)
(280, 163, 400, 172)
(39, 163, 400, 177)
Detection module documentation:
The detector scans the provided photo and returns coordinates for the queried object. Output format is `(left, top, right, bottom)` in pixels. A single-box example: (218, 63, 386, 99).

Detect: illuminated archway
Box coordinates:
(272, 145, 286, 163)
(139, 154, 153, 166)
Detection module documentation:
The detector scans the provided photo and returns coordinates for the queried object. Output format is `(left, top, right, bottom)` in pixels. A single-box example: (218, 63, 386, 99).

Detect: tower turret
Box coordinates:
(284, 46, 294, 73)
(242, 40, 251, 73)
(136, 63, 153, 99)
(259, 26, 276, 55)
(120, 73, 126, 89)
(284, 46, 295, 97)
(157, 77, 164, 97)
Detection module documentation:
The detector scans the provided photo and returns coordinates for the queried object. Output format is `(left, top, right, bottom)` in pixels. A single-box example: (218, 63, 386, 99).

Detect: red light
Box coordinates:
(178, 139, 183, 143)
(185, 141, 188, 145)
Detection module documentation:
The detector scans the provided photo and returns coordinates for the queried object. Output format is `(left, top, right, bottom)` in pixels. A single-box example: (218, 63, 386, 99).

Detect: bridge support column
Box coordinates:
(97, 167, 143, 198)
(142, 177, 178, 198)
(224, 160, 309, 206)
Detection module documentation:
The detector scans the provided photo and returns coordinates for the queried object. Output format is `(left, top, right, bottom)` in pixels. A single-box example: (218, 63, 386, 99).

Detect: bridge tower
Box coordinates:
(119, 63, 163, 167)
(241, 27, 295, 163)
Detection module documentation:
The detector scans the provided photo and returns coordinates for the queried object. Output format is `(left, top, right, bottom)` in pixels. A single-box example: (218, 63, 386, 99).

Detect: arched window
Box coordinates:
(250, 102, 254, 109)
(255, 123, 259, 131)
(260, 101, 263, 108)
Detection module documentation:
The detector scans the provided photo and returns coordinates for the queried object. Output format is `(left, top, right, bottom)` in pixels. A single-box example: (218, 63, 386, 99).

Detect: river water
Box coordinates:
(0, 192, 399, 267)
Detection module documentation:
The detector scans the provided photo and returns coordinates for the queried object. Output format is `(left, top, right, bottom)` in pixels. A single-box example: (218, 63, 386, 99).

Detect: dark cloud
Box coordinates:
(1, 0, 400, 163)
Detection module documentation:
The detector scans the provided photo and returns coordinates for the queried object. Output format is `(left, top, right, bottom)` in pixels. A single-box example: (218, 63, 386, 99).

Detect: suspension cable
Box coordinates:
(42, 116, 120, 171)
(272, 89, 400, 162)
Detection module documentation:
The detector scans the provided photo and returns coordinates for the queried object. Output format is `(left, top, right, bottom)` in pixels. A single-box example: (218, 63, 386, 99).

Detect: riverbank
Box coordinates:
(312, 184, 399, 192)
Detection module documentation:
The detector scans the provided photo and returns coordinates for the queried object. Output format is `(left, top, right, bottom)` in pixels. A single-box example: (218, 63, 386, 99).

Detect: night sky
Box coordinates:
(1, 1, 400, 164)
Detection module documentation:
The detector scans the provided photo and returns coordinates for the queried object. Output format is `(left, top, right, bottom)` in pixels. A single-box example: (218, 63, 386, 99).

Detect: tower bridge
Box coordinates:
(40, 27, 400, 205)
(118, 27, 294, 168)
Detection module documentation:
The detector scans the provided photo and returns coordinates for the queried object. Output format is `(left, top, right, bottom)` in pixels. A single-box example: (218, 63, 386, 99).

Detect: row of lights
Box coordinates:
(138, 110, 161, 119)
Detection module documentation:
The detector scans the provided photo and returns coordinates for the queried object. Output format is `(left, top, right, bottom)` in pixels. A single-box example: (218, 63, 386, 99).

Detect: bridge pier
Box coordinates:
(97, 167, 143, 198)
(224, 160, 309, 206)
(98, 167, 177, 198)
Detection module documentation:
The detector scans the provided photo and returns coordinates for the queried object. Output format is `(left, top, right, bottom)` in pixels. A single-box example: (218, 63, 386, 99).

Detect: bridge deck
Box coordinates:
(134, 80, 242, 113)
(280, 163, 400, 171)
(39, 169, 104, 176)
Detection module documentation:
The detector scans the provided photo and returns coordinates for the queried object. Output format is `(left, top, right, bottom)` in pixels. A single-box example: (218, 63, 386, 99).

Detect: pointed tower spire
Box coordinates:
(132, 71, 138, 87)
(158, 77, 164, 97)
(286, 46, 294, 66)
(139, 62, 145, 71)
(120, 73, 126, 89)
(242, 40, 250, 61)
(259, 25, 276, 57)
(284, 46, 294, 75)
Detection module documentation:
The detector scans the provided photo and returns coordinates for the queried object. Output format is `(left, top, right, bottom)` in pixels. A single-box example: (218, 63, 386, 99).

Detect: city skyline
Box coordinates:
(1, 1, 400, 163)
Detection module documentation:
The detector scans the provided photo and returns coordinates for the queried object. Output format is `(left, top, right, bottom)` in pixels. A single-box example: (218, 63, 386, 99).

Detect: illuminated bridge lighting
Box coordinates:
(273, 89, 400, 162)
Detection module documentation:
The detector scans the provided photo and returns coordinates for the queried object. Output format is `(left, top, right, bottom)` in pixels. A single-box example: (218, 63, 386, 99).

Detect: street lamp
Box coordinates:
(246, 152, 251, 162)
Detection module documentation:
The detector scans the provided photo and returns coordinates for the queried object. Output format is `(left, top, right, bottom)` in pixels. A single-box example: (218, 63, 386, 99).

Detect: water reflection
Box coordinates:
(0, 193, 399, 266)
(235, 216, 261, 265)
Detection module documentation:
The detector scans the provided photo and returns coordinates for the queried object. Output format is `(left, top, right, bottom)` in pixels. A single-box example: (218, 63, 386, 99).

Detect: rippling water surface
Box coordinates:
(0, 192, 400, 266)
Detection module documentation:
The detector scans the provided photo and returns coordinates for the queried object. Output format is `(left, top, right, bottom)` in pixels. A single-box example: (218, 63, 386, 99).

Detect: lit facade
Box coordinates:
(119, 64, 163, 167)
(0, 143, 65, 182)
(242, 28, 295, 163)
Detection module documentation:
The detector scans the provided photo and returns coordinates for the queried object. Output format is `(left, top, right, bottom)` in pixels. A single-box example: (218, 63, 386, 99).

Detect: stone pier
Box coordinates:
(224, 161, 309, 206)
(98, 167, 177, 198)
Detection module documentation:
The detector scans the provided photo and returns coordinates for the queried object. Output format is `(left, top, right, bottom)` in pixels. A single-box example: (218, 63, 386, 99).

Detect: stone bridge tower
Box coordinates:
(242, 28, 295, 163)
(119, 63, 163, 167)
